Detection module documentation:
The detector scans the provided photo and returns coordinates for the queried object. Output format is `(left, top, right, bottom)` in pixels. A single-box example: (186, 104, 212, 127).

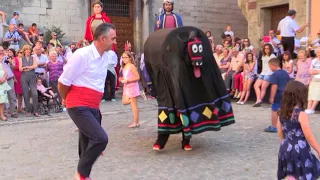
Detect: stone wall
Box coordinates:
(1, 0, 247, 47)
(238, 0, 308, 48)
(150, 0, 248, 41)
(0, 0, 89, 44)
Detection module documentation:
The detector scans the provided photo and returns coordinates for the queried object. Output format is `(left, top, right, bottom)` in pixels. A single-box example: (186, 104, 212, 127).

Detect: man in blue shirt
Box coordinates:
(264, 58, 290, 133)
(3, 24, 21, 51)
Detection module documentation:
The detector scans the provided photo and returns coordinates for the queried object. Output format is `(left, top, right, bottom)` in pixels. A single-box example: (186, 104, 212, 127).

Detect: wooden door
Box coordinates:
(101, 0, 134, 56)
(270, 4, 289, 33)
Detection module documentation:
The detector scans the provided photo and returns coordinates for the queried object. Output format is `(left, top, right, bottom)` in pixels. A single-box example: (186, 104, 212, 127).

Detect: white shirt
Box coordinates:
(269, 37, 281, 53)
(310, 58, 320, 79)
(107, 50, 118, 76)
(294, 38, 301, 54)
(277, 16, 300, 37)
(107, 50, 118, 68)
(313, 38, 320, 48)
(33, 54, 49, 73)
(224, 31, 234, 37)
(283, 60, 295, 78)
(260, 54, 277, 75)
(58, 44, 110, 93)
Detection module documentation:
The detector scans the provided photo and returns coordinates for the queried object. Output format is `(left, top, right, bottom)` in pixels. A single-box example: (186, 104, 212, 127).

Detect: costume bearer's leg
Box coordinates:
(67, 107, 108, 177)
(155, 134, 170, 149)
(181, 132, 191, 149)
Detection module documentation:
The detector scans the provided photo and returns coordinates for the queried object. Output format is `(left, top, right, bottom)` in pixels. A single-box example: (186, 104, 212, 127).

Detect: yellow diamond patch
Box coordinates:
(159, 111, 168, 122)
(202, 107, 212, 119)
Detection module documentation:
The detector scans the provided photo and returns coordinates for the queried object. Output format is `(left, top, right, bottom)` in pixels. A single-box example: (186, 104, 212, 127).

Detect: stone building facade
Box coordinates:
(0, 0, 247, 54)
(237, 0, 318, 48)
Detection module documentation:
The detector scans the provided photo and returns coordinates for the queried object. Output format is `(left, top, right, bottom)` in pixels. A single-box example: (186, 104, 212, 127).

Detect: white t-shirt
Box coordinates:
(277, 16, 300, 37)
(310, 58, 320, 79)
(268, 37, 281, 53)
(224, 31, 234, 37)
(313, 38, 320, 48)
(283, 60, 295, 78)
(294, 38, 301, 54)
(260, 54, 277, 75)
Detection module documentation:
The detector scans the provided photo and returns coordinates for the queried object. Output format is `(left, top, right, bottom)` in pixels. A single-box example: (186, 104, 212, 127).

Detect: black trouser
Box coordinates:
(155, 132, 190, 149)
(50, 80, 61, 102)
(281, 36, 295, 56)
(102, 70, 115, 100)
(67, 106, 108, 177)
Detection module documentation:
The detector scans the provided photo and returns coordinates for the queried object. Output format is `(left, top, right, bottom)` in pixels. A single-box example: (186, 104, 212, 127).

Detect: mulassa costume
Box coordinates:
(144, 27, 235, 150)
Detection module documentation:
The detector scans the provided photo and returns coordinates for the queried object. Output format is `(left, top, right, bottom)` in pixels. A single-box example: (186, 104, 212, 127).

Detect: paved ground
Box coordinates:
(0, 96, 319, 180)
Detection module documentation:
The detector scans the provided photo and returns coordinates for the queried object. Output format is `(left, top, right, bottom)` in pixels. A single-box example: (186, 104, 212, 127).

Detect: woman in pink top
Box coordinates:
(295, 50, 312, 86)
(119, 51, 140, 128)
(8, 49, 24, 113)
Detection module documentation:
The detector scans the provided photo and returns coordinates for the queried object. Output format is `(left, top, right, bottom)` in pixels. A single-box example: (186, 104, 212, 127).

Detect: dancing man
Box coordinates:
(58, 23, 116, 180)
(145, 27, 235, 151)
(154, 0, 183, 31)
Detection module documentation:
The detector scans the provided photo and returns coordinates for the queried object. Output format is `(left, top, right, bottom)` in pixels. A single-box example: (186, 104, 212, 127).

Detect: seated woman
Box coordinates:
(241, 38, 257, 57)
(237, 52, 256, 104)
(253, 44, 276, 107)
(282, 51, 295, 79)
(218, 48, 231, 80)
(36, 78, 57, 99)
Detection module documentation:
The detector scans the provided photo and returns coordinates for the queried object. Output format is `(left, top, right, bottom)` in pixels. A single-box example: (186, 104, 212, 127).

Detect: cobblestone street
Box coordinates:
(0, 97, 319, 180)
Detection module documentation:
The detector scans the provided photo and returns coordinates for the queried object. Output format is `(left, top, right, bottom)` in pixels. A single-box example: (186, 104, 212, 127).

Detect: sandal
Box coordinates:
(252, 101, 262, 107)
(34, 113, 40, 117)
(128, 123, 140, 128)
(0, 116, 8, 121)
(26, 112, 31, 117)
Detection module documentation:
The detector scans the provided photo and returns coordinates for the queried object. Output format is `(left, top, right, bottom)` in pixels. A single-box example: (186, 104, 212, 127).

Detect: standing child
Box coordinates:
(120, 51, 140, 128)
(277, 80, 320, 180)
(264, 58, 290, 133)
(295, 50, 312, 86)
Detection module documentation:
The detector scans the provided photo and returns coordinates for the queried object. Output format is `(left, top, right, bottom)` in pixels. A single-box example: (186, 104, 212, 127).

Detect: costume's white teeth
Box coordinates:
(200, 62, 203, 65)
(196, 62, 199, 66)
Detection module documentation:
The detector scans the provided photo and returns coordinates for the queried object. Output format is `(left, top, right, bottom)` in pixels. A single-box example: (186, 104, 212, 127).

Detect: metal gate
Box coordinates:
(101, 0, 134, 56)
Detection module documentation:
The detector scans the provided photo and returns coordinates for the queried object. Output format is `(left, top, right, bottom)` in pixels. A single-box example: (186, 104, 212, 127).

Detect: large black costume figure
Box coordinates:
(144, 27, 235, 151)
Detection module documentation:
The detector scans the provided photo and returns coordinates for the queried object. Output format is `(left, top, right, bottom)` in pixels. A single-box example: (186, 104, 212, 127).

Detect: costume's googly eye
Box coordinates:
(192, 44, 198, 53)
(198, 44, 203, 53)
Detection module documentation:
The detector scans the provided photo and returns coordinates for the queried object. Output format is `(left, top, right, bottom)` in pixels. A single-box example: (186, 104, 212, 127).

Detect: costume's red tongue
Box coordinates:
(193, 66, 201, 78)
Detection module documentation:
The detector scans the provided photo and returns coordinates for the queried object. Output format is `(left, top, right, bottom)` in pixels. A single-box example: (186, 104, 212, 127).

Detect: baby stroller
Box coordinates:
(37, 90, 63, 115)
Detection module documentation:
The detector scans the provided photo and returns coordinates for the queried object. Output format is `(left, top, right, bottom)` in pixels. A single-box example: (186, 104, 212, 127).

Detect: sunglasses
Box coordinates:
(39, 34, 44, 36)
(18, 52, 23, 54)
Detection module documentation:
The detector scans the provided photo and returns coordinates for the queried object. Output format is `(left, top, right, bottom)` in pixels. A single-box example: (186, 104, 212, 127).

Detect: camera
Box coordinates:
(4, 57, 10, 64)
